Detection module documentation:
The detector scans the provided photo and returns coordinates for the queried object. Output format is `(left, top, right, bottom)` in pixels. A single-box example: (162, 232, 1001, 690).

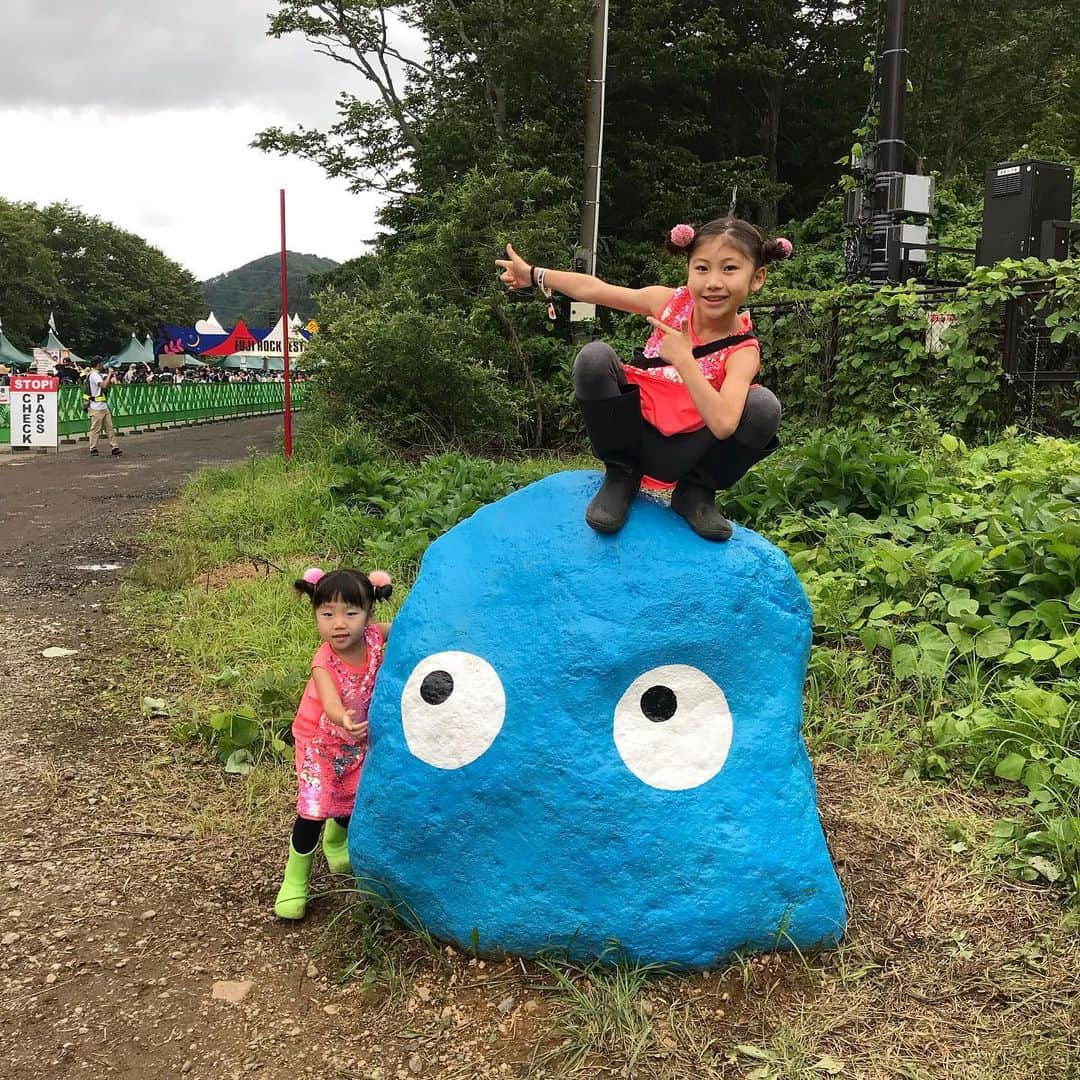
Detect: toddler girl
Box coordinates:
(274, 566, 392, 919)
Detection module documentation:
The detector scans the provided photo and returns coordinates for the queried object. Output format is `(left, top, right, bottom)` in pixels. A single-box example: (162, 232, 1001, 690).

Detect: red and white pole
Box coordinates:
(280, 188, 293, 459)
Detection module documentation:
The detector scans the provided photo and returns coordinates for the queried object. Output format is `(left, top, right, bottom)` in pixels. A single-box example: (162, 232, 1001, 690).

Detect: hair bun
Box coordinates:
(368, 569, 393, 602)
(669, 223, 695, 249)
(765, 237, 793, 262)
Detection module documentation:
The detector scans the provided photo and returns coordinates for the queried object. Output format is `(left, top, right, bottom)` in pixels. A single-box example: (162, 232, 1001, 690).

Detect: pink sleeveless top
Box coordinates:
(621, 286, 759, 437)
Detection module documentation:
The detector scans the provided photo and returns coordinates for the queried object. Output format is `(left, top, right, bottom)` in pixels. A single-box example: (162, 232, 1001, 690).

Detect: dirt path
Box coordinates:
(1, 419, 1076, 1080)
(0, 418, 347, 1080)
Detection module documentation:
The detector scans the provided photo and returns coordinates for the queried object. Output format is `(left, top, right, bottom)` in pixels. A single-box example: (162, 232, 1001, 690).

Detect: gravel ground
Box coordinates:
(2, 418, 1076, 1080)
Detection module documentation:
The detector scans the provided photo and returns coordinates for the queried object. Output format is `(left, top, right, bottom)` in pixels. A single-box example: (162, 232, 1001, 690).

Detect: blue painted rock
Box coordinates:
(350, 471, 846, 968)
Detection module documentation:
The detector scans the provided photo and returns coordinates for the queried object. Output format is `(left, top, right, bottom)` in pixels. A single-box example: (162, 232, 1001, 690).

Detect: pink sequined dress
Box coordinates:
(292, 625, 385, 820)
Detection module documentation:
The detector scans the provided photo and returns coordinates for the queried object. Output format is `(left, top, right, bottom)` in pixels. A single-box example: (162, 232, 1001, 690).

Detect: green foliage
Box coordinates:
(201, 250, 340, 325)
(328, 450, 544, 573)
(904, 1, 1080, 181)
(753, 258, 1080, 439)
(729, 423, 1080, 898)
(0, 198, 203, 355)
(308, 288, 521, 450)
(0, 200, 61, 349)
(306, 165, 581, 451)
(129, 422, 1080, 904)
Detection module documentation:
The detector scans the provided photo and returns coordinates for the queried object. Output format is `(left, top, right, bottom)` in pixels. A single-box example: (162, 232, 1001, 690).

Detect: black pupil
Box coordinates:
(420, 670, 454, 705)
(641, 685, 677, 723)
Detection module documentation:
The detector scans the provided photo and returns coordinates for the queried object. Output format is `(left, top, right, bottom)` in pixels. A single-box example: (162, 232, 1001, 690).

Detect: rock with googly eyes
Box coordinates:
(349, 470, 846, 967)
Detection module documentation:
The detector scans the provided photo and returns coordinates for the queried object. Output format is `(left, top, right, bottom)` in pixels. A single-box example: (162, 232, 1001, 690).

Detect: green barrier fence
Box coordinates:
(1, 382, 308, 446)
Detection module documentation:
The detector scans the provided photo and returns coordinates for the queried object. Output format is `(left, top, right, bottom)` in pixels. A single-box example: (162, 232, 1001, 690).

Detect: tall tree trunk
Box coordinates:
(759, 74, 783, 227)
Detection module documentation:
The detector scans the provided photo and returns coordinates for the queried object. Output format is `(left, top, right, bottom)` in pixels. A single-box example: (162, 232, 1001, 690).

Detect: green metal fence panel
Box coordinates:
(1, 382, 308, 445)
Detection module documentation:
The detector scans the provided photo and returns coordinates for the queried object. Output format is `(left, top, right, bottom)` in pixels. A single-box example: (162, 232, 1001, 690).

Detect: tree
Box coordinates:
(0, 200, 61, 352)
(905, 0, 1080, 181)
(0, 199, 203, 356)
(254, 0, 591, 199)
(37, 203, 204, 355)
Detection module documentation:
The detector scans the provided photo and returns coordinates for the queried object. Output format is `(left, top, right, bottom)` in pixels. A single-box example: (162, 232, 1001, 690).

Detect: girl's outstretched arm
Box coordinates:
(497, 244, 673, 317)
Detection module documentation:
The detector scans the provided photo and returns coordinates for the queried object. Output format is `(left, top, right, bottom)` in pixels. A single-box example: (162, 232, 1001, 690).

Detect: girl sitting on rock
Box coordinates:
(497, 217, 789, 541)
(275, 567, 392, 919)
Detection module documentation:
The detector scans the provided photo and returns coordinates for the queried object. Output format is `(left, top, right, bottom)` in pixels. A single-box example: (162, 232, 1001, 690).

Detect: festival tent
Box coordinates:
(200, 318, 259, 357)
(0, 319, 34, 369)
(195, 312, 226, 335)
(108, 332, 155, 367)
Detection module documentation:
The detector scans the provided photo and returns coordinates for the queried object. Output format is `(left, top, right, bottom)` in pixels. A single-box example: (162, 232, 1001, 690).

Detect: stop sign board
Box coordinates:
(10, 374, 60, 448)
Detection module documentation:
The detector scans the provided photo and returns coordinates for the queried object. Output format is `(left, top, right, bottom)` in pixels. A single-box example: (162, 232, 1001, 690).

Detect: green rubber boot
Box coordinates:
(322, 818, 352, 876)
(274, 843, 315, 919)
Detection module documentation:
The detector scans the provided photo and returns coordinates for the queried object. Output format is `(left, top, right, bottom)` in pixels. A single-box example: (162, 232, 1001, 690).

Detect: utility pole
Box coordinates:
(869, 0, 909, 283)
(577, 0, 609, 280)
(280, 188, 293, 460)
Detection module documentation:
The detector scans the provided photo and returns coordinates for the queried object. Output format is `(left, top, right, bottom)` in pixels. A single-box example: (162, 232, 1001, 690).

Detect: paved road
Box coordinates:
(0, 414, 287, 597)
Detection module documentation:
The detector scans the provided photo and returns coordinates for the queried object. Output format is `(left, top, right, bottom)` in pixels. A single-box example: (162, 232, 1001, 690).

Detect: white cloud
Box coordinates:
(1, 0, 347, 120)
(0, 0, 428, 282)
(1, 105, 383, 280)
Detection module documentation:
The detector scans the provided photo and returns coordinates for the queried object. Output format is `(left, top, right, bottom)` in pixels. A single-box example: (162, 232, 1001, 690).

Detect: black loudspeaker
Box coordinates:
(977, 160, 1075, 265)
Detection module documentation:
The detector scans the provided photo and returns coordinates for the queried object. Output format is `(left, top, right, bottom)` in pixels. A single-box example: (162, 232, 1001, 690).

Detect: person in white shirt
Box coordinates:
(86, 358, 122, 456)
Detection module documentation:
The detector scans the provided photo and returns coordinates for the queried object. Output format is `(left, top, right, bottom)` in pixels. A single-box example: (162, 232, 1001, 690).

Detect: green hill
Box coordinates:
(200, 252, 340, 327)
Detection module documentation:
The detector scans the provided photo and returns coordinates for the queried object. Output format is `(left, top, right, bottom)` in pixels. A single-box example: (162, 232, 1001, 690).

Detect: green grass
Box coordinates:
(123, 419, 1080, 906)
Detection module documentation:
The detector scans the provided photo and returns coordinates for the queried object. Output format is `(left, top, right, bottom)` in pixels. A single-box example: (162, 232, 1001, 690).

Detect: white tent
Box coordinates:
(261, 314, 288, 347)
(195, 311, 226, 335)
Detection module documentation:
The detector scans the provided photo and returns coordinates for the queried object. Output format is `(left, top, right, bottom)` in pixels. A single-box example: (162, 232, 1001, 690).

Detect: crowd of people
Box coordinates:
(0, 356, 313, 388)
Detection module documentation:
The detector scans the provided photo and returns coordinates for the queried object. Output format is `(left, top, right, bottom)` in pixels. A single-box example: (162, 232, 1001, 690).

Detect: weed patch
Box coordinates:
(126, 420, 1080, 905)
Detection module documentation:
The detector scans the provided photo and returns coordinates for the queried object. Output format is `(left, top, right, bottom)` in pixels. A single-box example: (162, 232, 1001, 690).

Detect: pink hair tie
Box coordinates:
(302, 567, 325, 585)
(368, 570, 392, 589)
(775, 237, 793, 259)
(670, 223, 695, 248)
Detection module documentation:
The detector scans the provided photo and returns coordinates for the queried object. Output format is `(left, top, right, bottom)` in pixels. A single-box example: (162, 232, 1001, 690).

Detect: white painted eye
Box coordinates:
(401, 651, 506, 769)
(613, 665, 733, 790)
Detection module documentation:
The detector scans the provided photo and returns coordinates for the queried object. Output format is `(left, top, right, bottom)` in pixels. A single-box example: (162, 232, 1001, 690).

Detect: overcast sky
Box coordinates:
(0, 0, 399, 286)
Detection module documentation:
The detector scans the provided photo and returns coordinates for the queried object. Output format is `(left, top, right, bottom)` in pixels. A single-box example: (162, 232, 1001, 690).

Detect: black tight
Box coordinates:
(572, 341, 781, 486)
(292, 815, 350, 854)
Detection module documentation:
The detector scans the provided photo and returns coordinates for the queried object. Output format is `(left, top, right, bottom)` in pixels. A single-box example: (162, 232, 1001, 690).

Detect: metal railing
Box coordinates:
(0, 381, 309, 446)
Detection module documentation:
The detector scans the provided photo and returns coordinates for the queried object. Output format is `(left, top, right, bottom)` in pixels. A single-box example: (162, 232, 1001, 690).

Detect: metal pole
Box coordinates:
(578, 0, 609, 277)
(870, 0, 909, 283)
(280, 188, 292, 459)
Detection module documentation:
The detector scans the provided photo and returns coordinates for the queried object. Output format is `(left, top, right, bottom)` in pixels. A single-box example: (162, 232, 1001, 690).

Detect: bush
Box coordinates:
(753, 257, 1080, 439)
(130, 423, 1080, 903)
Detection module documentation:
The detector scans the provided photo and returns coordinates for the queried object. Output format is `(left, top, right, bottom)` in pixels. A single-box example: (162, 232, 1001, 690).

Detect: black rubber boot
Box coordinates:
(577, 388, 644, 534)
(671, 435, 780, 542)
(670, 480, 733, 541)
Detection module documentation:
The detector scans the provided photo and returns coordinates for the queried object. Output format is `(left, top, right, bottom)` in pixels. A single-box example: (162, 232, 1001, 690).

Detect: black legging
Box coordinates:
(573, 341, 781, 485)
(292, 815, 350, 855)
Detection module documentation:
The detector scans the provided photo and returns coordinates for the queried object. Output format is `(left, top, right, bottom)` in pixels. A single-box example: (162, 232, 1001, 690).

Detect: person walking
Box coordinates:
(86, 358, 122, 457)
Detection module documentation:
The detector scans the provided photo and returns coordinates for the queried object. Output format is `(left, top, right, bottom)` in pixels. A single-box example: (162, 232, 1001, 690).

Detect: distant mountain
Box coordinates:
(200, 252, 340, 327)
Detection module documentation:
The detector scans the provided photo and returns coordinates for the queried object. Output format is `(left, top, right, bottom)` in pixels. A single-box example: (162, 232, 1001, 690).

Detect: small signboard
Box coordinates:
(0, 386, 9, 406)
(926, 311, 958, 355)
(10, 374, 59, 449)
(33, 347, 58, 374)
